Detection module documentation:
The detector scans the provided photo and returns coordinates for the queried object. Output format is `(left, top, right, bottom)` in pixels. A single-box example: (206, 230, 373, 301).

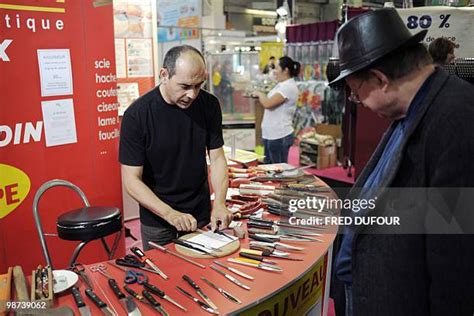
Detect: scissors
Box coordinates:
(90, 264, 114, 279)
(71, 263, 93, 289)
(115, 255, 145, 269)
(124, 270, 148, 285)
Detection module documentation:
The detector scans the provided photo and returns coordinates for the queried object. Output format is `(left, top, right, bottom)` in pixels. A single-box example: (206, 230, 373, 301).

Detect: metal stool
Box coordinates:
(33, 179, 122, 269)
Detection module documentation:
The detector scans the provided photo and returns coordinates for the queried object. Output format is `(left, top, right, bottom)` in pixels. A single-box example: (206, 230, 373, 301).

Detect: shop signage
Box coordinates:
(157, 0, 200, 42)
(397, 7, 474, 57)
(0, 164, 30, 219)
(238, 253, 328, 316)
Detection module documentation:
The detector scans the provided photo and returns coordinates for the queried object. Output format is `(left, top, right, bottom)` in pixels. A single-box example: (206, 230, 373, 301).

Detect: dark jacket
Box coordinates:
(348, 68, 474, 316)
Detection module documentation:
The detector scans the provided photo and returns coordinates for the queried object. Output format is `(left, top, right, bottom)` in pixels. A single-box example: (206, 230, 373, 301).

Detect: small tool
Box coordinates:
(71, 286, 91, 316)
(213, 261, 254, 280)
(176, 286, 219, 315)
(125, 270, 148, 285)
(148, 241, 206, 269)
(115, 256, 160, 275)
(201, 277, 241, 304)
(72, 263, 94, 289)
(249, 240, 305, 252)
(142, 290, 170, 316)
(210, 220, 235, 241)
(108, 278, 142, 316)
(124, 285, 147, 305)
(85, 288, 115, 316)
(210, 265, 251, 290)
(228, 258, 283, 272)
(239, 252, 278, 265)
(183, 275, 218, 310)
(245, 247, 304, 261)
(143, 281, 187, 312)
(173, 239, 218, 257)
(130, 247, 168, 280)
(90, 264, 114, 280)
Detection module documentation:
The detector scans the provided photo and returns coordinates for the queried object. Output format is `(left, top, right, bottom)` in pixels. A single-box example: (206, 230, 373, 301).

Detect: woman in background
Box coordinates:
(253, 56, 300, 164)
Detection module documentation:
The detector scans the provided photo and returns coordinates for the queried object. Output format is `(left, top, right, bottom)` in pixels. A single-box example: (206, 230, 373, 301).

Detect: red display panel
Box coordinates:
(0, 0, 124, 272)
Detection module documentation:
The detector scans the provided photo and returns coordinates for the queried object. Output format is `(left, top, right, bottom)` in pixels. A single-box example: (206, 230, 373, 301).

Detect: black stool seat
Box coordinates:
(57, 206, 122, 241)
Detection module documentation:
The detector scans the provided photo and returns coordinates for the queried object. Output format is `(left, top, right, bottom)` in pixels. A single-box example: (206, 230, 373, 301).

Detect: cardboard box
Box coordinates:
(315, 123, 342, 161)
(299, 138, 337, 169)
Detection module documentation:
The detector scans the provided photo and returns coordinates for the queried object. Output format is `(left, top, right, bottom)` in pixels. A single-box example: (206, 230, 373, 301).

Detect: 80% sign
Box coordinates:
(406, 14, 451, 29)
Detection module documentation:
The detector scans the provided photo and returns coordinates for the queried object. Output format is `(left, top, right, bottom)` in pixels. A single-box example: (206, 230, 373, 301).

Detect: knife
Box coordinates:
(244, 247, 304, 261)
(239, 252, 278, 265)
(130, 247, 168, 280)
(210, 265, 251, 290)
(176, 286, 219, 315)
(71, 286, 91, 316)
(173, 239, 218, 257)
(143, 281, 187, 311)
(85, 288, 115, 316)
(142, 290, 170, 316)
(213, 261, 254, 280)
(182, 275, 218, 310)
(108, 279, 141, 316)
(228, 258, 283, 272)
(201, 277, 241, 304)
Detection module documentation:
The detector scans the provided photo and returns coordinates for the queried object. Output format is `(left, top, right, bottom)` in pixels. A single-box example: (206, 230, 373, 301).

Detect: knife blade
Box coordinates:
(130, 247, 168, 280)
(71, 286, 91, 316)
(228, 258, 283, 272)
(85, 288, 115, 316)
(182, 275, 218, 310)
(173, 239, 218, 257)
(176, 286, 219, 315)
(108, 279, 141, 316)
(201, 277, 241, 304)
(210, 265, 251, 290)
(213, 261, 254, 280)
(143, 281, 187, 311)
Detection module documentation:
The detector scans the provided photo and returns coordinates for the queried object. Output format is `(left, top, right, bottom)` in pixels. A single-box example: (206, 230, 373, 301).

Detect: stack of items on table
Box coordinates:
(298, 130, 337, 169)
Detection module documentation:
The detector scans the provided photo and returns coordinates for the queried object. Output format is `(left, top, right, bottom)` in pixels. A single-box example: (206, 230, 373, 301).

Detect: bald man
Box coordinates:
(120, 45, 232, 249)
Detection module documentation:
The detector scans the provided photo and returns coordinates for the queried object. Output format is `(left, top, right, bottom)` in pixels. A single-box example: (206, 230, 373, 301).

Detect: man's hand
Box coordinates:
(164, 209, 197, 232)
(211, 204, 233, 231)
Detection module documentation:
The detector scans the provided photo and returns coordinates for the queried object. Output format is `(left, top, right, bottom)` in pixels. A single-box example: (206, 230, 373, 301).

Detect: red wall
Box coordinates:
(0, 0, 124, 272)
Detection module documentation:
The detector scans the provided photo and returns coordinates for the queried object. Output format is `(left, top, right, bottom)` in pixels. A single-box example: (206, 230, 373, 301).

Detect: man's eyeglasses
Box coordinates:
(347, 80, 365, 104)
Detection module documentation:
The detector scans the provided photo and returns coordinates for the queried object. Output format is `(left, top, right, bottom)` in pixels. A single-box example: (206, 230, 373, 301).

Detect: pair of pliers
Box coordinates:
(124, 269, 148, 284)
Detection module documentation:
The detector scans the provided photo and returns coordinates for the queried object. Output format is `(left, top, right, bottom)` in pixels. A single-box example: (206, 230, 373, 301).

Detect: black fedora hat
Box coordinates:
(330, 8, 427, 85)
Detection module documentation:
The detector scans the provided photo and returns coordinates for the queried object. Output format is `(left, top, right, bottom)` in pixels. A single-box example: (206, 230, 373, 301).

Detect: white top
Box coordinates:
(261, 78, 299, 140)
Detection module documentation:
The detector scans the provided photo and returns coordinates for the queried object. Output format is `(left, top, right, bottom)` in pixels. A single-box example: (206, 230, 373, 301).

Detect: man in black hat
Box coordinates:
(331, 8, 474, 316)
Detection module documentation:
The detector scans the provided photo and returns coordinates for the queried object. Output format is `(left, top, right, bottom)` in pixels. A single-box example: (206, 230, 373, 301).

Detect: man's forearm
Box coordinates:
(210, 152, 228, 207)
(123, 175, 174, 219)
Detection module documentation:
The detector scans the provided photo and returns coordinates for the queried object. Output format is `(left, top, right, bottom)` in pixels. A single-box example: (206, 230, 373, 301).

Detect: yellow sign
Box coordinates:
(0, 164, 31, 219)
(239, 255, 327, 316)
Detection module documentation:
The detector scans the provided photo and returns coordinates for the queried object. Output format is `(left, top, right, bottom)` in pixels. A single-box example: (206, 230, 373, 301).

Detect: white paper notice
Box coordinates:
(126, 38, 153, 77)
(115, 38, 127, 78)
(186, 231, 238, 253)
(117, 82, 139, 115)
(37, 49, 73, 97)
(41, 99, 77, 147)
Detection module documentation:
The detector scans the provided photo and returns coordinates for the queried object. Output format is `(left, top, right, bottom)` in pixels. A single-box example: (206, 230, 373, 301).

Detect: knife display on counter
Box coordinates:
(173, 239, 218, 257)
(176, 286, 219, 315)
(142, 290, 170, 316)
(130, 247, 168, 280)
(228, 258, 283, 272)
(108, 278, 141, 316)
(143, 281, 187, 311)
(85, 288, 115, 316)
(213, 261, 254, 280)
(71, 286, 91, 316)
(201, 277, 241, 304)
(123, 285, 149, 307)
(210, 265, 251, 290)
(182, 275, 218, 311)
